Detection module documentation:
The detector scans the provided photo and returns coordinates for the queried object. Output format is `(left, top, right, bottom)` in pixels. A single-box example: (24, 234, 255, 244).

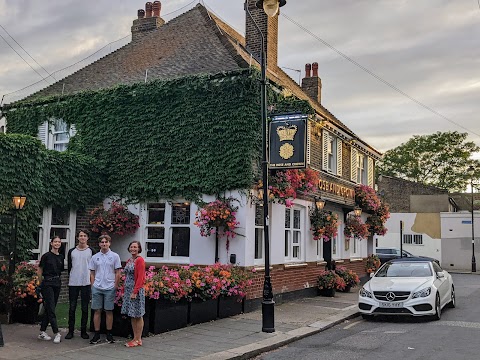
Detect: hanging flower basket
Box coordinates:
(89, 202, 140, 235)
(344, 215, 370, 240)
(194, 197, 240, 251)
(309, 208, 339, 242)
(365, 254, 381, 274)
(354, 185, 391, 236)
(268, 169, 319, 207)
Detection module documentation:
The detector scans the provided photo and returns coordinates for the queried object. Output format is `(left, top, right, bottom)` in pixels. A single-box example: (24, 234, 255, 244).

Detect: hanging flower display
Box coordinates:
(354, 185, 391, 236)
(365, 254, 382, 274)
(268, 168, 319, 207)
(89, 202, 140, 235)
(309, 208, 339, 242)
(194, 197, 240, 239)
(343, 215, 370, 240)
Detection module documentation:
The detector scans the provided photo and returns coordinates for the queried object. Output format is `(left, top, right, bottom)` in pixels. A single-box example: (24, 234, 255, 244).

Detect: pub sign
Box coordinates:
(269, 113, 307, 169)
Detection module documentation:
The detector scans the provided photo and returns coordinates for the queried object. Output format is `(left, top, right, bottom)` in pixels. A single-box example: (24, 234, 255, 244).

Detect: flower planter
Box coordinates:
(218, 296, 244, 318)
(153, 299, 188, 334)
(341, 285, 352, 293)
(318, 288, 336, 297)
(90, 305, 132, 337)
(189, 298, 218, 325)
(142, 298, 155, 337)
(11, 301, 39, 324)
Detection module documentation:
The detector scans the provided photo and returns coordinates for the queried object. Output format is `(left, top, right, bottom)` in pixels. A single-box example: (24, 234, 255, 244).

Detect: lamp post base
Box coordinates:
(472, 256, 476, 273)
(262, 299, 275, 333)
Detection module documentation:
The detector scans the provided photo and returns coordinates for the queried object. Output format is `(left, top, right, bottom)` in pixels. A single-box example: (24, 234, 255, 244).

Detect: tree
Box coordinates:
(377, 131, 480, 192)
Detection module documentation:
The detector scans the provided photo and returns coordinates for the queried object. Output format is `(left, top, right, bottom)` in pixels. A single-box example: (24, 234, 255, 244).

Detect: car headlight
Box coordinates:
(412, 287, 431, 298)
(359, 288, 373, 298)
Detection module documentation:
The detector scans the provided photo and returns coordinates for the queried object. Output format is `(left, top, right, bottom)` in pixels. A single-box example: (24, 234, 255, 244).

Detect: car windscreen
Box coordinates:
(376, 249, 392, 254)
(375, 262, 432, 277)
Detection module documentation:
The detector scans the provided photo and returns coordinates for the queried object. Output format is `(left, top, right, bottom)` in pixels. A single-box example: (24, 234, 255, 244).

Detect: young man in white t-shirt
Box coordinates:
(65, 229, 95, 340)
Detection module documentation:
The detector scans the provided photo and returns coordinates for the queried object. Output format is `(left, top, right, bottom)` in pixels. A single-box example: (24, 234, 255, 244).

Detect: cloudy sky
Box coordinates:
(1, 0, 479, 155)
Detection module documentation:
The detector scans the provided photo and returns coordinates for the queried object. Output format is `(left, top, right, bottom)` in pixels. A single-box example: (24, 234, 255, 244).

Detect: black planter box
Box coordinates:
(153, 299, 188, 334)
(218, 296, 244, 319)
(189, 299, 218, 325)
(11, 300, 39, 324)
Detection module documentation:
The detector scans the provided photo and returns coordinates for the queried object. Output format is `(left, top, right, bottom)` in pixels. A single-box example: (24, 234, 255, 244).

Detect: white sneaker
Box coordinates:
(53, 333, 61, 344)
(38, 331, 52, 341)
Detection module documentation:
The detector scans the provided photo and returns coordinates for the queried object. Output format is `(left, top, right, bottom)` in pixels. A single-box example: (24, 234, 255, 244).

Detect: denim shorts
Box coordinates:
(91, 286, 116, 311)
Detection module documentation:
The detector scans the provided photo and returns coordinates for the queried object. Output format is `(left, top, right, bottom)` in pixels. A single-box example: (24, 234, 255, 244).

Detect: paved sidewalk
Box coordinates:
(0, 291, 359, 360)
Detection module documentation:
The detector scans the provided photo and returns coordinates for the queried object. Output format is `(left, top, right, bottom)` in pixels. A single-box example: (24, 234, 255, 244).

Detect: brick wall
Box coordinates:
(342, 142, 351, 182)
(378, 175, 447, 213)
(244, 258, 367, 300)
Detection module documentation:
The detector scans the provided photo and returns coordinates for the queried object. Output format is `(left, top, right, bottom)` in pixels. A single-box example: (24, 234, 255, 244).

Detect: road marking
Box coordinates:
(343, 320, 363, 329)
(384, 331, 407, 334)
(435, 321, 480, 329)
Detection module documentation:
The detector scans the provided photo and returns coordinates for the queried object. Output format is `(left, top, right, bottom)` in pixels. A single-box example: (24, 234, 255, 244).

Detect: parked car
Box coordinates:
(358, 258, 455, 320)
(375, 247, 439, 265)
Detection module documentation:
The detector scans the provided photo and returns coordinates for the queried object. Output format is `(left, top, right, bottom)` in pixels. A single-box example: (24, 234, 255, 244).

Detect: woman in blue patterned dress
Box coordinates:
(121, 241, 145, 347)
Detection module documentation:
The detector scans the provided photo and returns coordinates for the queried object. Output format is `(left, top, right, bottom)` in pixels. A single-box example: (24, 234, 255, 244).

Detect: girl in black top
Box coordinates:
(37, 236, 64, 343)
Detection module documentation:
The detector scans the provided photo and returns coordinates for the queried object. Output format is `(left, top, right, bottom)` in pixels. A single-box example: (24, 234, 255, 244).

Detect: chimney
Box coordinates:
(152, 1, 161, 17)
(145, 2, 153, 17)
(301, 62, 322, 104)
(131, 1, 165, 41)
(245, 0, 280, 69)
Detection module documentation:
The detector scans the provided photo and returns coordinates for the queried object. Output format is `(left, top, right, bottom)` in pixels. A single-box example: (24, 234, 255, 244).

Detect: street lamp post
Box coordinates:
(246, 0, 286, 333)
(9, 194, 27, 278)
(468, 166, 476, 272)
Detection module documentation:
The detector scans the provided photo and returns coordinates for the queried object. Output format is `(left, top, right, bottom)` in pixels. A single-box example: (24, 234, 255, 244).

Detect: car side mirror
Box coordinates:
(437, 272, 445, 279)
(370, 272, 375, 278)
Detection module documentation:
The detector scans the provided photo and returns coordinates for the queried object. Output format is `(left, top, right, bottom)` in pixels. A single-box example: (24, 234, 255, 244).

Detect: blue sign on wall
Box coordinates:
(462, 220, 472, 224)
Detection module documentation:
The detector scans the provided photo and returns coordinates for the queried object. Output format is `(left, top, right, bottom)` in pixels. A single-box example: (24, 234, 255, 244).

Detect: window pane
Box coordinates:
(171, 203, 190, 224)
(332, 237, 337, 255)
(255, 205, 264, 226)
(50, 227, 67, 239)
(146, 242, 164, 257)
(255, 228, 263, 259)
(171, 227, 190, 257)
(293, 246, 299, 258)
(285, 230, 290, 257)
(147, 226, 165, 239)
(285, 209, 291, 228)
(148, 203, 165, 224)
(52, 207, 69, 225)
(293, 230, 300, 244)
(293, 210, 300, 229)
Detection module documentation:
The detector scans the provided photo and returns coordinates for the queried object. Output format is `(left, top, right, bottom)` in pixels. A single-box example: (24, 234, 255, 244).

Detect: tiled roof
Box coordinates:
(24, 5, 247, 101)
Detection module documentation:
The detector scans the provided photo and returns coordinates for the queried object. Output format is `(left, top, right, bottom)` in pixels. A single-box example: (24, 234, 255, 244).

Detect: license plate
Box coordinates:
(379, 302, 403, 308)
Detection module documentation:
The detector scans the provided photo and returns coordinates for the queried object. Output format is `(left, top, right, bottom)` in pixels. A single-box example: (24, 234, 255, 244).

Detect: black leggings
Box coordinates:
(40, 284, 61, 334)
(68, 285, 91, 332)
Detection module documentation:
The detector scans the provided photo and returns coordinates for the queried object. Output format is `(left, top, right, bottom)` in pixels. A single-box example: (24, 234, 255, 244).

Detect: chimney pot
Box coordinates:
(152, 1, 161, 17)
(312, 62, 319, 77)
(305, 63, 311, 78)
(137, 9, 145, 19)
(145, 2, 153, 18)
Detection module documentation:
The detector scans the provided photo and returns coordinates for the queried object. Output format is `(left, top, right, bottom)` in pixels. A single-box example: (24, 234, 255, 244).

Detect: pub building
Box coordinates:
(3, 1, 382, 305)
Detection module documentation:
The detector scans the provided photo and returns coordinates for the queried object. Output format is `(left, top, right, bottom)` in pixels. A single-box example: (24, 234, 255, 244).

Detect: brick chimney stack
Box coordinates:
(131, 1, 165, 41)
(301, 62, 322, 104)
(245, 0, 280, 70)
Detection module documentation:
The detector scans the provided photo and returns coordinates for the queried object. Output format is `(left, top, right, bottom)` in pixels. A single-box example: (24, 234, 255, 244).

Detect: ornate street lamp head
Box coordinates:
(354, 206, 362, 217)
(255, 0, 287, 17)
(315, 197, 325, 211)
(12, 194, 26, 210)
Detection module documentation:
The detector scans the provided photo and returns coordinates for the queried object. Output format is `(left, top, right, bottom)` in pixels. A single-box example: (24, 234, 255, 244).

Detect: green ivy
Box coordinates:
(2, 69, 312, 258)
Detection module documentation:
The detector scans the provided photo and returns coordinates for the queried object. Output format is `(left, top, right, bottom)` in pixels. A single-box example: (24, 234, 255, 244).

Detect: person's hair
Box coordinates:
(128, 241, 142, 254)
(51, 235, 61, 243)
(98, 234, 111, 243)
(76, 229, 89, 238)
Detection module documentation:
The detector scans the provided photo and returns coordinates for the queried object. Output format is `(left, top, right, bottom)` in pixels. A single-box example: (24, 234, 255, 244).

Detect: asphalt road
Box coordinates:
(253, 273, 480, 360)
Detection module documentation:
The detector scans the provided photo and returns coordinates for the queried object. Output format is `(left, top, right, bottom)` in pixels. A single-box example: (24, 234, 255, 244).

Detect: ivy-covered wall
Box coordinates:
(2, 69, 313, 259)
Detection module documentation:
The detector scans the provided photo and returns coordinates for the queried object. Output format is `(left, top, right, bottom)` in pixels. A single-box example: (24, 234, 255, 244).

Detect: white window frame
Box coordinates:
(284, 206, 304, 262)
(39, 206, 76, 265)
(331, 235, 339, 260)
(356, 153, 367, 184)
(351, 236, 360, 257)
(327, 137, 336, 173)
(413, 234, 423, 245)
(143, 201, 192, 263)
(254, 204, 264, 265)
(403, 234, 413, 244)
(38, 119, 76, 152)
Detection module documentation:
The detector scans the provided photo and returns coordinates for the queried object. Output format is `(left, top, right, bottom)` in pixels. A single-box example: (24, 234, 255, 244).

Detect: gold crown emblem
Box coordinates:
(276, 124, 298, 141)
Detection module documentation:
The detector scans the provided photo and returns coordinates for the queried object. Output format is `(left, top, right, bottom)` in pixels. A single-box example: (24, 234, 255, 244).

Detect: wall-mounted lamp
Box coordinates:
(315, 197, 325, 211)
(353, 206, 362, 217)
(12, 194, 27, 210)
(256, 0, 286, 17)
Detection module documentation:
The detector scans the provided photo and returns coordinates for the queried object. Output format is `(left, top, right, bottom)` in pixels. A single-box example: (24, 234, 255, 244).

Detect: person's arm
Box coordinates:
(115, 268, 121, 289)
(132, 257, 145, 297)
(67, 248, 73, 274)
(90, 270, 95, 287)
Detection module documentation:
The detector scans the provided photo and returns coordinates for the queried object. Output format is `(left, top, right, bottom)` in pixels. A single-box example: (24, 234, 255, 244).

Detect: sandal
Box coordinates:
(125, 340, 140, 347)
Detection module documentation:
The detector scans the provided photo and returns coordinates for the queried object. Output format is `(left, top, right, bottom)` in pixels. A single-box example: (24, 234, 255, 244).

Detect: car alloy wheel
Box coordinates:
(447, 285, 456, 308)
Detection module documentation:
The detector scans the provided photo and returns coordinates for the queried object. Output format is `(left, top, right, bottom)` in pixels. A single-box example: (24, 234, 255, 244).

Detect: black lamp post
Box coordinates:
(9, 194, 27, 278)
(468, 165, 476, 273)
(246, 0, 286, 333)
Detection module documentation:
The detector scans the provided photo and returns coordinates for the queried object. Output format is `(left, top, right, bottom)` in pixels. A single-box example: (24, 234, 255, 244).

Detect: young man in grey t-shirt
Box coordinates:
(65, 229, 95, 340)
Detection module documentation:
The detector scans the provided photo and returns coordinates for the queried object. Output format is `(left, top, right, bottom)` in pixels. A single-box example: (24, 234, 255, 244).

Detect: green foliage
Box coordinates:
(0, 134, 104, 259)
(377, 131, 480, 192)
(3, 69, 312, 258)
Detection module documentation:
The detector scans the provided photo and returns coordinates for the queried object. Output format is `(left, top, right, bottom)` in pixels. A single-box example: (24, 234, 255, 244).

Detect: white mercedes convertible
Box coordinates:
(358, 258, 455, 320)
